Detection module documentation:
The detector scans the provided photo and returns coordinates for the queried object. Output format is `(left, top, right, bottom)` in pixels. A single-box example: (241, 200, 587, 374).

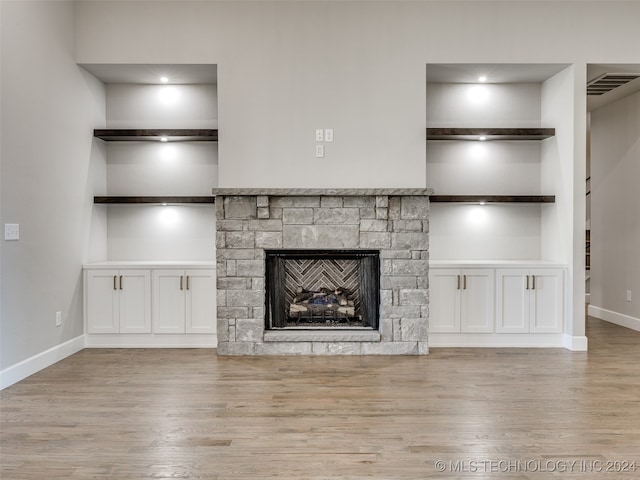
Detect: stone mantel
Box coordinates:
(212, 188, 434, 196)
(214, 189, 431, 355)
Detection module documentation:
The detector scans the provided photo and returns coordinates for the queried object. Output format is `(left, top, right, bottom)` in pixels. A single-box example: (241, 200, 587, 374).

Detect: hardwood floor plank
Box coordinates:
(2, 318, 640, 479)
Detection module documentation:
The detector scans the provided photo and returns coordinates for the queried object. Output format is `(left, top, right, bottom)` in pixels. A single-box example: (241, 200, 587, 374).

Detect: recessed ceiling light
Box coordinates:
(478, 76, 487, 83)
(478, 136, 487, 141)
(160, 76, 169, 83)
(160, 136, 168, 142)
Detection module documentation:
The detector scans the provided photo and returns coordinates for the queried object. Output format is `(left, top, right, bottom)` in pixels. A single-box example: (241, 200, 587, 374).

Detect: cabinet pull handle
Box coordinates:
(526, 275, 530, 290)
(113, 275, 117, 290)
(463, 275, 467, 290)
(180, 276, 183, 290)
(119, 275, 123, 290)
(532, 275, 536, 290)
(186, 276, 190, 290)
(457, 275, 461, 290)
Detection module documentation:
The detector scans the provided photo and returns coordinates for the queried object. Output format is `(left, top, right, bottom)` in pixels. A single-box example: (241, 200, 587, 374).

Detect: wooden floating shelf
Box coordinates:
(94, 196, 215, 204)
(94, 129, 218, 142)
(430, 195, 555, 203)
(426, 128, 555, 141)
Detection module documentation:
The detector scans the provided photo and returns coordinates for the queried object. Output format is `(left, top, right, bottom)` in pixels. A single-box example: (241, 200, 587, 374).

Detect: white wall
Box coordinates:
(106, 84, 217, 129)
(540, 66, 585, 338)
(1, 1, 105, 370)
(590, 90, 640, 324)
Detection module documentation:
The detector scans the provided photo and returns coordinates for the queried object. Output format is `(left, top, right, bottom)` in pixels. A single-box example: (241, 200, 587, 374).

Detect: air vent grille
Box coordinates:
(587, 73, 640, 96)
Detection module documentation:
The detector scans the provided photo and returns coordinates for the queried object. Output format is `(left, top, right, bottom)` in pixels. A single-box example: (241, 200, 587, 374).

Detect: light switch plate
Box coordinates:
(315, 145, 325, 158)
(324, 129, 334, 142)
(4, 224, 19, 241)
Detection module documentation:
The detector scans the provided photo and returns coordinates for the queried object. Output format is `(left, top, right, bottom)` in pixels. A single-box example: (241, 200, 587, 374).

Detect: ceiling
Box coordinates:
(426, 63, 640, 111)
(79, 62, 639, 109)
(79, 64, 217, 84)
(426, 64, 570, 84)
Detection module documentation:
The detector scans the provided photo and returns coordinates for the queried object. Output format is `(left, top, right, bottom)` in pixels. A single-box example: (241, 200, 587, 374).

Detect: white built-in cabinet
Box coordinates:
(152, 269, 216, 334)
(85, 269, 151, 334)
(495, 268, 564, 334)
(84, 263, 216, 347)
(429, 268, 494, 333)
(428, 263, 566, 346)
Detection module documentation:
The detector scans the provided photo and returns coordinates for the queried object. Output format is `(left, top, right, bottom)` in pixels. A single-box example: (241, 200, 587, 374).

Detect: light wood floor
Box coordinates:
(2, 317, 639, 479)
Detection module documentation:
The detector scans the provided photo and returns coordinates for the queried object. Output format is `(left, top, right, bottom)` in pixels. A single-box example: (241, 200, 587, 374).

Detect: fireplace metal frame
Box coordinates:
(265, 249, 380, 330)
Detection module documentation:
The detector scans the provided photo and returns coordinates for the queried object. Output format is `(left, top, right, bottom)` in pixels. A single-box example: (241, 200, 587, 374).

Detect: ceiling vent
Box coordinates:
(587, 73, 640, 96)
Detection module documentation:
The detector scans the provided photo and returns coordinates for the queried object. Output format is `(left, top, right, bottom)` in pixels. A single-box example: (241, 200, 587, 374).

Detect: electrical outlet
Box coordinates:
(315, 129, 324, 142)
(4, 224, 19, 241)
(627, 290, 632, 302)
(315, 144, 325, 158)
(56, 311, 62, 327)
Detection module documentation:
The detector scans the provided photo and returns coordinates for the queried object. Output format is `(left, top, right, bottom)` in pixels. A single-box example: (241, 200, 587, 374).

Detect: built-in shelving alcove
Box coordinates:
(426, 63, 574, 347)
(82, 63, 218, 263)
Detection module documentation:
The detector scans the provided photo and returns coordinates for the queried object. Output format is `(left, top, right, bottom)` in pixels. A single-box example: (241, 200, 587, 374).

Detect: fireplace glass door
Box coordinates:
(265, 250, 380, 330)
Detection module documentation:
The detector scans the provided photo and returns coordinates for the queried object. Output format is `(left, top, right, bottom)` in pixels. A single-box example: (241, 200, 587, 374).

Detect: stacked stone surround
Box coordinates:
(212, 188, 433, 355)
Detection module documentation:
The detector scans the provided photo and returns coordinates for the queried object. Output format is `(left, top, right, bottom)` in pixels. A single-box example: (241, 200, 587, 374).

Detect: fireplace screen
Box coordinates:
(265, 250, 380, 329)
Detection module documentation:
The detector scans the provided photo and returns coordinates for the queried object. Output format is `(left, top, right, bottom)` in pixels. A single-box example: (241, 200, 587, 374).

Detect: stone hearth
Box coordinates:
(212, 188, 432, 355)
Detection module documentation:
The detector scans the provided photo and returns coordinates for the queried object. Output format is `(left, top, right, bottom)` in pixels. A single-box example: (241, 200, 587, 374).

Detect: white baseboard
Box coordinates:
(0, 335, 85, 390)
(563, 334, 588, 351)
(428, 333, 566, 348)
(84, 333, 217, 348)
(588, 305, 640, 332)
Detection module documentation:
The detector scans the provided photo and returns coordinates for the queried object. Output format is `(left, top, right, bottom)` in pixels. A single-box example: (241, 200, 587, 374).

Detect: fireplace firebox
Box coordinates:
(265, 250, 380, 330)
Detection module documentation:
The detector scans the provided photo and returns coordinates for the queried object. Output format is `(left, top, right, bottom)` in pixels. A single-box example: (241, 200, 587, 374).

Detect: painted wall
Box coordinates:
(1, 1, 105, 370)
(590, 90, 640, 323)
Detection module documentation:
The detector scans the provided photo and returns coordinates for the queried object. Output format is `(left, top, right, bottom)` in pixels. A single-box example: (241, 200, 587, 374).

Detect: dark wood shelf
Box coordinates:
(426, 128, 555, 141)
(94, 129, 218, 142)
(94, 196, 215, 204)
(430, 195, 555, 203)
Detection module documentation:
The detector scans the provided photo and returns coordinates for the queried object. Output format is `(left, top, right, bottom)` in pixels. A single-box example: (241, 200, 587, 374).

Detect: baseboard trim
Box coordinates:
(0, 335, 85, 390)
(84, 333, 217, 348)
(588, 305, 640, 332)
(563, 334, 588, 351)
(428, 333, 565, 348)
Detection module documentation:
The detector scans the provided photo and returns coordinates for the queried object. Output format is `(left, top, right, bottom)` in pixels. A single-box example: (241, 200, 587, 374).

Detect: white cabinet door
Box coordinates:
(529, 269, 563, 333)
(429, 269, 461, 332)
(496, 269, 529, 333)
(152, 269, 216, 334)
(86, 269, 119, 333)
(86, 269, 150, 334)
(496, 268, 564, 333)
(429, 268, 494, 333)
(185, 269, 216, 334)
(152, 270, 186, 334)
(460, 269, 495, 333)
(118, 270, 151, 333)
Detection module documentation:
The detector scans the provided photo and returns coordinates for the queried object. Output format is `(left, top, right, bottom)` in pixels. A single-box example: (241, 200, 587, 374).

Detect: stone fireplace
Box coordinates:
(212, 188, 432, 355)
